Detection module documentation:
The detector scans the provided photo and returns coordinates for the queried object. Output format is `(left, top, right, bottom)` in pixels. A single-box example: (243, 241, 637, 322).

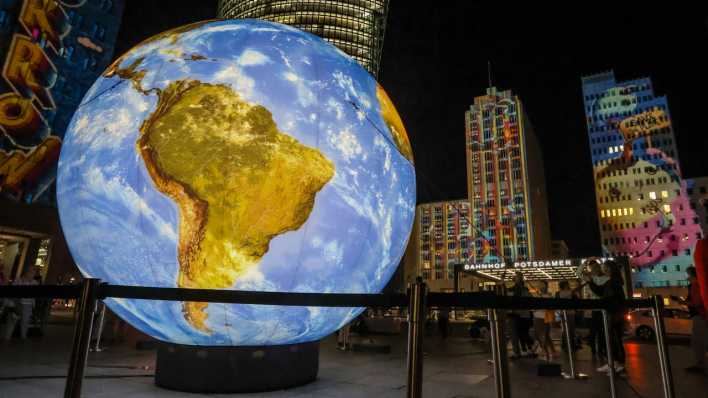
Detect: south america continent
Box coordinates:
(135, 79, 335, 332)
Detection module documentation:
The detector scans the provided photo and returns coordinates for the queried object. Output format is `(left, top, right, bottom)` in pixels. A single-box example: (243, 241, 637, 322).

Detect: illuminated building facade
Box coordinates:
(687, 177, 708, 234)
(0, 0, 124, 204)
(582, 71, 703, 289)
(403, 200, 471, 291)
(217, 0, 389, 78)
(465, 87, 552, 264)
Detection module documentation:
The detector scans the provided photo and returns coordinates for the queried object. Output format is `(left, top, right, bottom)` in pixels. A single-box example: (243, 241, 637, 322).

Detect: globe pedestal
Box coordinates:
(155, 341, 319, 393)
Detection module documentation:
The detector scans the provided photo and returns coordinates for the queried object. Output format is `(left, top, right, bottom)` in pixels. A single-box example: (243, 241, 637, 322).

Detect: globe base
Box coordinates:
(155, 341, 319, 393)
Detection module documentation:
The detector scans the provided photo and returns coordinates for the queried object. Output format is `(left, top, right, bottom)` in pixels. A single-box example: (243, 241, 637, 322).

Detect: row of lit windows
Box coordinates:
(600, 207, 636, 218)
(221, 1, 386, 24)
(593, 152, 668, 167)
(602, 217, 699, 232)
(591, 139, 676, 155)
(587, 104, 666, 122)
(596, 165, 678, 181)
(604, 232, 701, 247)
(584, 84, 652, 101)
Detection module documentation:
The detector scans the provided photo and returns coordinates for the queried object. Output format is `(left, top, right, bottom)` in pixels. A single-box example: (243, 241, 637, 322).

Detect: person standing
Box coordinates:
(586, 260, 609, 359)
(533, 281, 556, 361)
(337, 322, 351, 351)
(508, 272, 534, 359)
(587, 260, 626, 374)
(14, 270, 38, 339)
(683, 266, 708, 374)
(438, 307, 450, 340)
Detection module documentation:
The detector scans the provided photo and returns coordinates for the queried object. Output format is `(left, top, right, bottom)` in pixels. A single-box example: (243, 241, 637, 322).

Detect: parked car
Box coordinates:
(626, 308, 692, 340)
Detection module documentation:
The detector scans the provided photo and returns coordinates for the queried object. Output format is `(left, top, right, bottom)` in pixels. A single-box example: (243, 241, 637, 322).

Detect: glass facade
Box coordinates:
(582, 71, 703, 288)
(217, 0, 388, 78)
(465, 87, 551, 264)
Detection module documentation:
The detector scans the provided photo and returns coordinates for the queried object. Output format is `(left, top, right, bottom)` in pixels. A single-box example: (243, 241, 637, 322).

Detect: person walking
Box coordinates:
(586, 260, 626, 374)
(682, 266, 707, 374)
(533, 281, 556, 361)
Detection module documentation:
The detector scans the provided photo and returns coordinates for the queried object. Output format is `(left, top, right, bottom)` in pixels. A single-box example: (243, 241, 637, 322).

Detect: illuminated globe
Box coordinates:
(57, 20, 415, 346)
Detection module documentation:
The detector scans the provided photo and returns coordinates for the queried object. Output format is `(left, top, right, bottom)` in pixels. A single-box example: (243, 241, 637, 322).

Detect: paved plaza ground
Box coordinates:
(0, 317, 707, 397)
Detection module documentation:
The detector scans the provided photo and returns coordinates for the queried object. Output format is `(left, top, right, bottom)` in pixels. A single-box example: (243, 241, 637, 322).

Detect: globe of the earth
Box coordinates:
(57, 19, 415, 346)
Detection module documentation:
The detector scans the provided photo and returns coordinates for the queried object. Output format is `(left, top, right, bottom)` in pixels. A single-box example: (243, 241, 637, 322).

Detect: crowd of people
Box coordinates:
(504, 259, 628, 373)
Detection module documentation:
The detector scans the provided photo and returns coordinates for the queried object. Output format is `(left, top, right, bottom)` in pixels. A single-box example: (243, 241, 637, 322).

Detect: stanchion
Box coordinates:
(92, 301, 107, 352)
(406, 280, 426, 398)
(64, 278, 100, 398)
(561, 310, 575, 378)
(651, 295, 675, 398)
(601, 310, 617, 398)
(488, 309, 511, 398)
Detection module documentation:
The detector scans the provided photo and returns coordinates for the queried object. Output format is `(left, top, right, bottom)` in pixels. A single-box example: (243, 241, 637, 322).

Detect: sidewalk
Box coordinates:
(0, 321, 706, 397)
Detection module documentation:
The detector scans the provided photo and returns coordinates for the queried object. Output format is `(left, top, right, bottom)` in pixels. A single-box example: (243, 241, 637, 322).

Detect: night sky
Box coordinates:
(115, 2, 708, 257)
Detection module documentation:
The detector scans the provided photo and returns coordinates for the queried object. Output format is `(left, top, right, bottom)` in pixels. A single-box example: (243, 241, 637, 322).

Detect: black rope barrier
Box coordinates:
(0, 283, 654, 311)
(0, 284, 81, 299)
(99, 284, 409, 308)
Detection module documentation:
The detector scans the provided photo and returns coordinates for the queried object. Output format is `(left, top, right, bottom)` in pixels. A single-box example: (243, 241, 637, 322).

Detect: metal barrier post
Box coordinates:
(651, 295, 675, 398)
(92, 301, 107, 352)
(561, 310, 575, 379)
(64, 278, 100, 398)
(406, 280, 426, 398)
(601, 310, 617, 398)
(488, 309, 511, 398)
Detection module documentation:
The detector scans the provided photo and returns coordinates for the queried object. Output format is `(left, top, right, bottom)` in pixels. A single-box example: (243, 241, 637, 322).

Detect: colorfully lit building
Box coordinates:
(217, 0, 389, 78)
(582, 71, 703, 290)
(0, 0, 124, 284)
(464, 87, 552, 264)
(403, 200, 472, 291)
(687, 177, 708, 234)
(0, 0, 124, 204)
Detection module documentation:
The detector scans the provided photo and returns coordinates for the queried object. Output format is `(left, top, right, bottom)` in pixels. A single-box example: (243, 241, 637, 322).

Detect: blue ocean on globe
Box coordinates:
(57, 19, 416, 346)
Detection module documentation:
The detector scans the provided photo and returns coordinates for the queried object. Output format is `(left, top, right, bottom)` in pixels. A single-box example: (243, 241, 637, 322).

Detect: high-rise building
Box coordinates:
(464, 87, 552, 264)
(217, 0, 389, 78)
(582, 71, 703, 290)
(0, 0, 125, 204)
(403, 200, 471, 291)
